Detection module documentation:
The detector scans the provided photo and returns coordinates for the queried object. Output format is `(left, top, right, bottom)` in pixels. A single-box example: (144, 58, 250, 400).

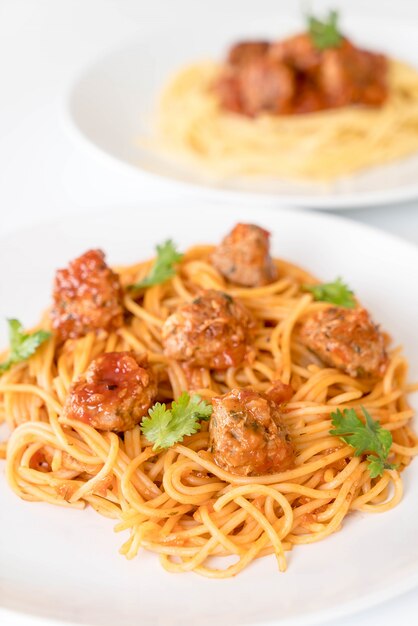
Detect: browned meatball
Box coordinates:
(269, 33, 322, 72)
(238, 56, 295, 116)
(213, 41, 269, 113)
(51, 249, 123, 342)
(162, 290, 255, 369)
(63, 352, 157, 432)
(265, 379, 294, 405)
(320, 42, 388, 107)
(228, 41, 270, 67)
(356, 51, 388, 105)
(291, 76, 326, 114)
(211, 223, 278, 287)
(213, 70, 242, 114)
(299, 307, 388, 378)
(210, 386, 294, 476)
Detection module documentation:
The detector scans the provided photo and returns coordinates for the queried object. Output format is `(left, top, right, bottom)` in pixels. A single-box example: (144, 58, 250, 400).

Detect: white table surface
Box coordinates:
(1, 1, 418, 625)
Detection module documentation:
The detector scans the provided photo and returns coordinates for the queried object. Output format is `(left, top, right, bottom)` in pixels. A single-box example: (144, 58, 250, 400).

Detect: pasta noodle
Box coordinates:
(1, 246, 417, 577)
(157, 60, 418, 181)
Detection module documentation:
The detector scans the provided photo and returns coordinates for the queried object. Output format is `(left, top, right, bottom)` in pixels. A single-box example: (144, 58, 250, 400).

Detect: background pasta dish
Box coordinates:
(0, 221, 417, 578)
(158, 11, 418, 181)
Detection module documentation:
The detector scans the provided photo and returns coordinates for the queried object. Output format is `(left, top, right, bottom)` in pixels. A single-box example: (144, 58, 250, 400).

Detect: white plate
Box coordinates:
(1, 200, 418, 626)
(65, 9, 418, 209)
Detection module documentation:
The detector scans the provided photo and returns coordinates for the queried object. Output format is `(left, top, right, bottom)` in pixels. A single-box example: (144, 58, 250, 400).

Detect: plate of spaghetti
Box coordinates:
(67, 7, 418, 208)
(1, 201, 418, 626)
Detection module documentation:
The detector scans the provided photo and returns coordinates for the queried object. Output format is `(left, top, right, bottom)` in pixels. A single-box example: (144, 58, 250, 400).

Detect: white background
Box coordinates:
(1, 1, 418, 625)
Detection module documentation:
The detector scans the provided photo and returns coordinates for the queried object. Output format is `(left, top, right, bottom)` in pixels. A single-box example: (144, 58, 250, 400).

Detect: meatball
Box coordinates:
(269, 33, 322, 72)
(162, 290, 255, 369)
(210, 386, 294, 476)
(299, 307, 388, 378)
(292, 76, 326, 114)
(320, 42, 388, 107)
(237, 56, 295, 116)
(63, 351, 157, 432)
(228, 41, 270, 67)
(354, 51, 388, 106)
(214, 71, 242, 113)
(211, 223, 278, 287)
(214, 42, 295, 117)
(265, 379, 294, 405)
(51, 249, 123, 342)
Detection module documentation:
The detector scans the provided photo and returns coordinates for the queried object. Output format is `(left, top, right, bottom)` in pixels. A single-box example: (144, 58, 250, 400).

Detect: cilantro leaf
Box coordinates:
(141, 392, 213, 450)
(140, 403, 173, 448)
(307, 10, 343, 51)
(0, 319, 51, 373)
(302, 277, 356, 308)
(130, 240, 183, 290)
(330, 407, 397, 478)
(367, 457, 396, 479)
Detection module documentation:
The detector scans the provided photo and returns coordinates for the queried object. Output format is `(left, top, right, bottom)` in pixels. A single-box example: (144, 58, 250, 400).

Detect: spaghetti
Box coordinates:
(1, 244, 417, 577)
(157, 60, 418, 181)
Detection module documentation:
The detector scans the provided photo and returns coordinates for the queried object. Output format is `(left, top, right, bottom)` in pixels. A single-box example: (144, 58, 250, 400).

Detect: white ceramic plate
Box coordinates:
(1, 201, 418, 626)
(65, 8, 418, 209)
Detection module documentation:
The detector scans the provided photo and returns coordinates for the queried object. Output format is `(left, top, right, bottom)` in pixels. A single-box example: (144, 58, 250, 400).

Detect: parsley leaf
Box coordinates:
(302, 277, 356, 308)
(0, 319, 51, 374)
(330, 406, 397, 478)
(130, 240, 183, 291)
(141, 392, 213, 450)
(366, 456, 388, 480)
(307, 10, 343, 51)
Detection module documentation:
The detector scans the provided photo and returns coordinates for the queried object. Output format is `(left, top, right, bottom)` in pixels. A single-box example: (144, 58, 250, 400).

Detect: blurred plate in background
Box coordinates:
(65, 12, 418, 209)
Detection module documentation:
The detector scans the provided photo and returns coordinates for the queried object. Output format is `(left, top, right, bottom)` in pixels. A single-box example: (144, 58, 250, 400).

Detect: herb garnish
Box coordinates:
(141, 392, 213, 450)
(303, 277, 355, 308)
(307, 10, 343, 50)
(0, 319, 51, 373)
(130, 240, 183, 291)
(330, 407, 397, 478)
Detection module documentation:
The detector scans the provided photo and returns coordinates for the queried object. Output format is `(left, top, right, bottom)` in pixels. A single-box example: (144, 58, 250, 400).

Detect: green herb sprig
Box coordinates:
(0, 319, 51, 374)
(330, 407, 397, 478)
(130, 240, 183, 291)
(303, 277, 356, 308)
(141, 392, 213, 450)
(307, 9, 343, 50)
